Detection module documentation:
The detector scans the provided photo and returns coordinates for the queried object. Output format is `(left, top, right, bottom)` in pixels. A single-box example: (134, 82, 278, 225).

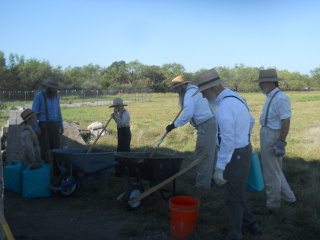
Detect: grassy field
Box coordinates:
(3, 91, 320, 239)
(58, 91, 320, 239)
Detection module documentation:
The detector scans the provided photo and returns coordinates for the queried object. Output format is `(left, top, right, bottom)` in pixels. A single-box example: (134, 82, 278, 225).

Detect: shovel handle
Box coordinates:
(128, 155, 206, 206)
(149, 108, 183, 158)
(87, 116, 113, 153)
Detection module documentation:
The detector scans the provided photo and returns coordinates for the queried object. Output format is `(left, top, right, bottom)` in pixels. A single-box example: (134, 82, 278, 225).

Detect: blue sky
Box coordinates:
(1, 0, 319, 75)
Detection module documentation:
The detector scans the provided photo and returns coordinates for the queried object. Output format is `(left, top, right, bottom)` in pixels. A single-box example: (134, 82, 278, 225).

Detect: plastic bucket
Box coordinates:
(169, 196, 199, 240)
(246, 152, 265, 192)
(22, 163, 51, 199)
(4, 160, 26, 193)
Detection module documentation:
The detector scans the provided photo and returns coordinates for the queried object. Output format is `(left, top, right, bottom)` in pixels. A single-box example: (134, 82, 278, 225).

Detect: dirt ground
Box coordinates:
(3, 173, 174, 240)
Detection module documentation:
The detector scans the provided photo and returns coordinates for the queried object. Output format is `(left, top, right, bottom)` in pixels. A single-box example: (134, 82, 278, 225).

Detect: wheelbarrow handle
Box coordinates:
(128, 155, 207, 206)
(149, 108, 183, 158)
(87, 116, 113, 153)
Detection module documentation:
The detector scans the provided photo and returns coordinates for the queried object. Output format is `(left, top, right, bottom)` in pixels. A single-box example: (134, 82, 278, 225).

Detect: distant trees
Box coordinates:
(0, 50, 319, 92)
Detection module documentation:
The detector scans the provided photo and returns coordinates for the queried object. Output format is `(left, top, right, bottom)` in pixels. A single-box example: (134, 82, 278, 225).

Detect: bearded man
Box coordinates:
(166, 75, 217, 190)
(32, 76, 64, 176)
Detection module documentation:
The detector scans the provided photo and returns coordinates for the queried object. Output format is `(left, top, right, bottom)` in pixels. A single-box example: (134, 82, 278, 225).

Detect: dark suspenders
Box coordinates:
(217, 95, 251, 145)
(264, 90, 280, 127)
(42, 90, 49, 121)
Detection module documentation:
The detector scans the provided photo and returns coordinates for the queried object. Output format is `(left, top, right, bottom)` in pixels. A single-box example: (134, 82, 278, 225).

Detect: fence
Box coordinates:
(0, 89, 152, 106)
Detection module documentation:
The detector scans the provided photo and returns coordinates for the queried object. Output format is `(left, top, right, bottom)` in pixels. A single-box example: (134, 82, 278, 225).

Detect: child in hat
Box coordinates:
(110, 98, 131, 178)
(20, 108, 44, 168)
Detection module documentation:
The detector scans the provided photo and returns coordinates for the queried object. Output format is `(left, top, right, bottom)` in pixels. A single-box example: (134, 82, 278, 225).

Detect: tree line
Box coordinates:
(1, 51, 319, 92)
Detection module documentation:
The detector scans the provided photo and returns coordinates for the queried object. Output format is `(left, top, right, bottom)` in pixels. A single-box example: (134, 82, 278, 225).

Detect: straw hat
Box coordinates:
(42, 76, 63, 90)
(109, 98, 128, 108)
(253, 69, 284, 83)
(192, 68, 230, 96)
(20, 108, 41, 124)
(171, 75, 190, 89)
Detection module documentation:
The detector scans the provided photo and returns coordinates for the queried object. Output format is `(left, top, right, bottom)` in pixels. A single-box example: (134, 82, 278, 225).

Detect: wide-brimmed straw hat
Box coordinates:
(192, 68, 230, 96)
(109, 98, 128, 108)
(20, 108, 41, 124)
(42, 76, 63, 90)
(253, 69, 284, 83)
(171, 75, 190, 89)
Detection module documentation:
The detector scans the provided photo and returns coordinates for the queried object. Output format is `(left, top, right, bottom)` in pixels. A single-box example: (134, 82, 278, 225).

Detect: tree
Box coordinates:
(18, 59, 53, 90)
(310, 67, 320, 89)
(142, 65, 166, 92)
(161, 63, 187, 90)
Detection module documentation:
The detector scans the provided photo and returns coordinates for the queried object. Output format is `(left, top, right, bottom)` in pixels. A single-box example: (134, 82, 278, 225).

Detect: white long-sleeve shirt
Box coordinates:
(259, 87, 291, 129)
(174, 85, 214, 127)
(215, 88, 255, 170)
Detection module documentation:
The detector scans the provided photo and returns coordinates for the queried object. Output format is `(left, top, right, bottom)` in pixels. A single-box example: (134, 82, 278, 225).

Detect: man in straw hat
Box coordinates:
(166, 75, 217, 190)
(193, 68, 261, 239)
(110, 97, 131, 178)
(20, 108, 44, 168)
(32, 76, 64, 176)
(252, 69, 297, 214)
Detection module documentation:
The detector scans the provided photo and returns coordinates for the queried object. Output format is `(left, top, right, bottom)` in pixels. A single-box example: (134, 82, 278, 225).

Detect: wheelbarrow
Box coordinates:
(49, 148, 118, 197)
(116, 152, 205, 210)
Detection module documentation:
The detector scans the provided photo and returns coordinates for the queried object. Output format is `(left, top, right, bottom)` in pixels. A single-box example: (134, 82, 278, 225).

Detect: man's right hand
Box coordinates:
(31, 162, 40, 170)
(166, 123, 176, 133)
(213, 168, 227, 186)
(35, 129, 42, 136)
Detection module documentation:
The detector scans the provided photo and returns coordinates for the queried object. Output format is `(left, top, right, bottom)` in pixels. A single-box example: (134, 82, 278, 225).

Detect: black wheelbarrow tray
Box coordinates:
(49, 148, 118, 197)
(116, 152, 205, 210)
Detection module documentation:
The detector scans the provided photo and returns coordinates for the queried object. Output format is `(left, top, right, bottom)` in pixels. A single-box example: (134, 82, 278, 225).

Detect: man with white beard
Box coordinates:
(166, 75, 217, 190)
(193, 68, 261, 239)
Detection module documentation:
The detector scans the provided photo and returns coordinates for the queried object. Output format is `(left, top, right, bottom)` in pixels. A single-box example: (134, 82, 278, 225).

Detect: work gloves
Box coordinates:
(213, 168, 227, 186)
(273, 139, 287, 157)
(166, 123, 176, 133)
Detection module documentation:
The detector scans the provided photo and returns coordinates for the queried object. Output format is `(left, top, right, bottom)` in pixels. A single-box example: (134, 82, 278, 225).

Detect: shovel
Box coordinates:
(149, 108, 183, 158)
(128, 155, 206, 206)
(87, 116, 113, 153)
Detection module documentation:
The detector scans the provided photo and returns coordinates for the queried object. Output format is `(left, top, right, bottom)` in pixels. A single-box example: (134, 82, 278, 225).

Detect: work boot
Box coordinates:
(243, 221, 262, 235)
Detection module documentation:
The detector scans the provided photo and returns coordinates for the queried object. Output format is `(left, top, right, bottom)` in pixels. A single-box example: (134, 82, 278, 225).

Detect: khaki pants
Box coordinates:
(260, 127, 296, 210)
(194, 117, 217, 189)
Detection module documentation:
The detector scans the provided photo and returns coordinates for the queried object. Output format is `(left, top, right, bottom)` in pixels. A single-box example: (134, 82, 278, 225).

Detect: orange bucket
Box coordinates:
(169, 196, 199, 240)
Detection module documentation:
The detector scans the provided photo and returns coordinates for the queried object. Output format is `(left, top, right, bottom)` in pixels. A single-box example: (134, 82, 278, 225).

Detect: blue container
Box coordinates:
(246, 153, 265, 192)
(4, 160, 26, 193)
(22, 163, 51, 199)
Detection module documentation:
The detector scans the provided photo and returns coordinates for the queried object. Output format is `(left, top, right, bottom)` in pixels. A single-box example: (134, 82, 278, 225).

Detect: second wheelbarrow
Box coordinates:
(116, 152, 205, 210)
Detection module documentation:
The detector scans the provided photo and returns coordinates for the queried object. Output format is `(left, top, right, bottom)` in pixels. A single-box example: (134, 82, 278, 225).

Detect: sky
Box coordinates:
(1, 0, 319, 75)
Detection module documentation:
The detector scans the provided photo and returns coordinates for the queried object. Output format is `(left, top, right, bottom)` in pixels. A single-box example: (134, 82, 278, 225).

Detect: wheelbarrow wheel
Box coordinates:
(58, 173, 78, 197)
(121, 186, 143, 210)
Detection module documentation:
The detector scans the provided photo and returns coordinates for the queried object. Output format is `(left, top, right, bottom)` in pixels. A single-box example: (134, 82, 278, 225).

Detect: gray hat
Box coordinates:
(253, 69, 284, 83)
(192, 68, 230, 96)
(20, 108, 41, 124)
(109, 98, 128, 108)
(42, 76, 63, 90)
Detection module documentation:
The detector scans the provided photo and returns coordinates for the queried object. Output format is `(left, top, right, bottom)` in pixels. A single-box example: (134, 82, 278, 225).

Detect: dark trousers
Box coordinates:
(38, 121, 61, 176)
(224, 144, 256, 240)
(115, 127, 131, 177)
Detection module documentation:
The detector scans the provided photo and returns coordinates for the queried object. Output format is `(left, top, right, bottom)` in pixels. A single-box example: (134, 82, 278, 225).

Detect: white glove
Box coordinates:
(213, 168, 227, 186)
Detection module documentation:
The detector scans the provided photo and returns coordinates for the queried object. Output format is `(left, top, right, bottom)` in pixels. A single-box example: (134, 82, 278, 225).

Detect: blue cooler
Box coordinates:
(22, 163, 51, 199)
(246, 152, 265, 192)
(4, 160, 26, 193)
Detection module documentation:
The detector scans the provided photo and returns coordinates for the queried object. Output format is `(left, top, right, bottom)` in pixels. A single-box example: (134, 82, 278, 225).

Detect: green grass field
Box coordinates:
(3, 91, 320, 239)
(58, 91, 320, 239)
(61, 91, 320, 161)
